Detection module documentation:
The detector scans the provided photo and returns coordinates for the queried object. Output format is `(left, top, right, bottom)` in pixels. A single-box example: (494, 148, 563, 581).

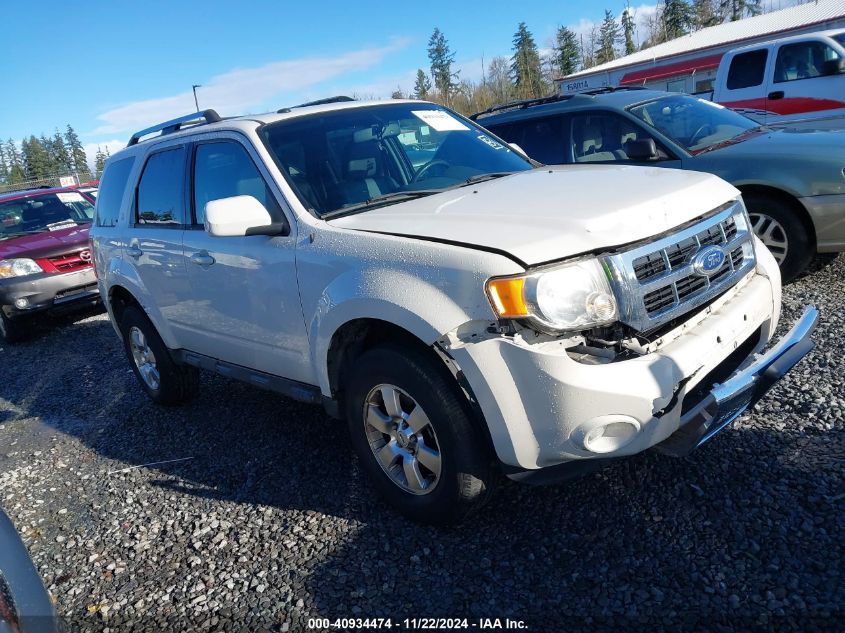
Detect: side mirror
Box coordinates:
(624, 138, 659, 161)
(204, 195, 283, 237)
(821, 58, 845, 76)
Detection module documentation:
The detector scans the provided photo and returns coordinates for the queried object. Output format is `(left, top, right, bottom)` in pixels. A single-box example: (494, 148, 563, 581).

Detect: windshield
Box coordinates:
(0, 192, 95, 239)
(834, 33, 845, 48)
(260, 102, 533, 217)
(628, 95, 759, 152)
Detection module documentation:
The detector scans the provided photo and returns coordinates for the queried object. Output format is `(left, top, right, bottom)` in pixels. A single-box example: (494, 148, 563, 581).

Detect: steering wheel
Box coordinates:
(689, 124, 714, 147)
(411, 159, 450, 183)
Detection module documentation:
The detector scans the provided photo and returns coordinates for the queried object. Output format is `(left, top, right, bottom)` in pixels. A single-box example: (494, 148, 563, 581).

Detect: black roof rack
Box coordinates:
(471, 86, 652, 120)
(470, 94, 575, 120)
(277, 95, 355, 113)
(127, 109, 222, 147)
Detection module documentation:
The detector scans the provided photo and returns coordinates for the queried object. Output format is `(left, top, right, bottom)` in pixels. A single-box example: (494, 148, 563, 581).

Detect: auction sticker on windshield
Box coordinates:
(411, 110, 469, 132)
(56, 192, 85, 203)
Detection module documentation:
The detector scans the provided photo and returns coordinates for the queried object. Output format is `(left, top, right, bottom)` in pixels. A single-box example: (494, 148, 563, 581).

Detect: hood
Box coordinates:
(329, 166, 738, 266)
(0, 224, 91, 260)
(698, 126, 845, 159)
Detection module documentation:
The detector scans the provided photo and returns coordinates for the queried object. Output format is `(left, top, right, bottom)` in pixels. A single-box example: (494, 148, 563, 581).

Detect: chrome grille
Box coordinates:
(604, 202, 756, 334)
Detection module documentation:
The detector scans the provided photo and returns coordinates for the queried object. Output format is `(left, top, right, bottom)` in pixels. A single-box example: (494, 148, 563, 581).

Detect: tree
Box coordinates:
(390, 87, 406, 99)
(487, 56, 514, 104)
(94, 146, 108, 177)
(21, 136, 51, 180)
(719, 0, 761, 22)
(621, 6, 636, 55)
(664, 0, 694, 40)
(510, 22, 546, 99)
(64, 124, 90, 179)
(413, 69, 432, 99)
(596, 10, 621, 66)
(50, 130, 72, 174)
(0, 145, 8, 184)
(551, 26, 581, 78)
(427, 28, 459, 103)
(692, 0, 720, 28)
(5, 140, 25, 184)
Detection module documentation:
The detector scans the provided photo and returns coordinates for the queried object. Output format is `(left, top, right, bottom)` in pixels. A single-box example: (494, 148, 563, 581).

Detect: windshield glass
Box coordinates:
(628, 95, 759, 152)
(0, 192, 95, 238)
(260, 102, 532, 217)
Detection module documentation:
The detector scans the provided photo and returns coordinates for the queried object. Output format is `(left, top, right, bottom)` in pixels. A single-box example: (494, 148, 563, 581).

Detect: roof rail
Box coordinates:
(277, 95, 355, 113)
(470, 94, 574, 120)
(127, 109, 223, 147)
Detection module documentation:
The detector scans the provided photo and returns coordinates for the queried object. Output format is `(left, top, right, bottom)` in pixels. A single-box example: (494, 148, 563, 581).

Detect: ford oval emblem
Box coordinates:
(692, 245, 726, 276)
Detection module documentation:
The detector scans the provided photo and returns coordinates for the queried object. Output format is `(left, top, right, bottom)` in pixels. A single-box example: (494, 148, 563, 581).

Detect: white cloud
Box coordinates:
(91, 38, 411, 136)
(82, 139, 128, 171)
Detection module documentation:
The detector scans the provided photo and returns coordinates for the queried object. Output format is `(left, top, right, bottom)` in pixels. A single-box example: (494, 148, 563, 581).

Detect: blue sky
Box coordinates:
(1, 0, 794, 163)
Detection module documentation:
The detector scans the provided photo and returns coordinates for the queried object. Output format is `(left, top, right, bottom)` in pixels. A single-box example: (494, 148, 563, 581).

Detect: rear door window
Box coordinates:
(96, 157, 135, 227)
(570, 112, 668, 163)
(499, 117, 567, 165)
(136, 147, 187, 226)
(726, 49, 768, 89)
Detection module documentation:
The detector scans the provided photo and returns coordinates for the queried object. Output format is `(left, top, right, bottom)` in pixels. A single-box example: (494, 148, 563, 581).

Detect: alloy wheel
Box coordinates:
(749, 212, 788, 265)
(363, 384, 442, 495)
(129, 326, 160, 390)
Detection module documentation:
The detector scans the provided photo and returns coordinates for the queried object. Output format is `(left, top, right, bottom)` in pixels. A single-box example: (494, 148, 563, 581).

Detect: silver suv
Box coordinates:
(91, 98, 817, 524)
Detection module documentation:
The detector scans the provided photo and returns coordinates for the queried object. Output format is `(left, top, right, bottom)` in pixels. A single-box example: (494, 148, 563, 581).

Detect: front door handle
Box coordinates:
(768, 91, 784, 100)
(127, 245, 143, 259)
(190, 251, 216, 267)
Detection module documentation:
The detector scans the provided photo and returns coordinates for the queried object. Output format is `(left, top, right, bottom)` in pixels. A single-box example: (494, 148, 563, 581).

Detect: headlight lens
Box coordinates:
(487, 258, 618, 331)
(0, 258, 44, 279)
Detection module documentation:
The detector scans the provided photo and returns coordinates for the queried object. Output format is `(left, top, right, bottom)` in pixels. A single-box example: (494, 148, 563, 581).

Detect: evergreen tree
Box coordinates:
(621, 6, 636, 55)
(64, 124, 90, 178)
(50, 130, 72, 174)
(413, 69, 432, 99)
(664, 0, 694, 40)
(596, 10, 621, 65)
(0, 145, 8, 184)
(5, 140, 25, 184)
(95, 146, 107, 177)
(720, 0, 761, 22)
(551, 26, 581, 78)
(22, 136, 52, 180)
(510, 22, 546, 99)
(427, 28, 458, 103)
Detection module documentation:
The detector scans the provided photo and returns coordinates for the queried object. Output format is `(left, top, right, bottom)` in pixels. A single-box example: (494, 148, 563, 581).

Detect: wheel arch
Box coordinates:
(737, 184, 817, 251)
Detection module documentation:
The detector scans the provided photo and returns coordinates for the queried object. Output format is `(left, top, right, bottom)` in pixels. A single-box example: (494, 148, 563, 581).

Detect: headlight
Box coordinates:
(486, 257, 618, 332)
(0, 258, 44, 279)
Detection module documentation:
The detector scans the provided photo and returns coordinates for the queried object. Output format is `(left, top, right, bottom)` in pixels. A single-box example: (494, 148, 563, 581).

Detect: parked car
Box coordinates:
(474, 87, 845, 281)
(0, 187, 99, 342)
(73, 180, 99, 200)
(0, 508, 58, 633)
(705, 29, 845, 127)
(91, 100, 816, 524)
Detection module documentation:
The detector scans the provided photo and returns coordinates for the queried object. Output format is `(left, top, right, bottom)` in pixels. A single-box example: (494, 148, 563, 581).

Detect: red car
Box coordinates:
(0, 187, 99, 342)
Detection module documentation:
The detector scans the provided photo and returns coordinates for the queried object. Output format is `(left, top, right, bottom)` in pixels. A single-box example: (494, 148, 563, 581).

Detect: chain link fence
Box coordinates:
(0, 172, 97, 195)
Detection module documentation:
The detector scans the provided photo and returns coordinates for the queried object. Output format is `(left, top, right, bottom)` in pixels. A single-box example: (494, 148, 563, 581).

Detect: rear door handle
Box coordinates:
(190, 251, 216, 267)
(768, 91, 784, 100)
(127, 245, 143, 259)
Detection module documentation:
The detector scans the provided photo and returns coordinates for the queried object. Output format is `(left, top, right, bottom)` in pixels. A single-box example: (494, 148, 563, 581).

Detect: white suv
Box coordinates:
(91, 98, 817, 524)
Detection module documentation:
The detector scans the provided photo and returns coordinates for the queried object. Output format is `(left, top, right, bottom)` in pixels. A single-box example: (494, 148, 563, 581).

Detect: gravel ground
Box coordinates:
(0, 256, 843, 632)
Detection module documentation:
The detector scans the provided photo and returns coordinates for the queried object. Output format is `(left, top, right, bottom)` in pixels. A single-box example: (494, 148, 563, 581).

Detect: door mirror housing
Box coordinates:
(821, 58, 845, 76)
(508, 142, 528, 157)
(204, 195, 284, 237)
(624, 138, 659, 161)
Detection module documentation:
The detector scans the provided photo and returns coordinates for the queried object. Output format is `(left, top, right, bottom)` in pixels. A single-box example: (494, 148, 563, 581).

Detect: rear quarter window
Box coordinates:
(96, 157, 135, 227)
(726, 49, 768, 90)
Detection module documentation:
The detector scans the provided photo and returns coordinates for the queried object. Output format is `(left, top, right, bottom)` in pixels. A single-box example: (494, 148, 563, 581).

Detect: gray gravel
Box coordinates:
(1, 256, 843, 632)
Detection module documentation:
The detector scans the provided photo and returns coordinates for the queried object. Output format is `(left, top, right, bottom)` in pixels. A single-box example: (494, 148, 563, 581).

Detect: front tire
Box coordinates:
(744, 193, 813, 283)
(0, 311, 27, 344)
(344, 344, 496, 525)
(119, 305, 199, 406)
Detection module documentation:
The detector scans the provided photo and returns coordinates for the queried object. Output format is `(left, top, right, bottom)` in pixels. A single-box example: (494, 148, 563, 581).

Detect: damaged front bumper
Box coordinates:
(446, 268, 816, 476)
(656, 305, 817, 456)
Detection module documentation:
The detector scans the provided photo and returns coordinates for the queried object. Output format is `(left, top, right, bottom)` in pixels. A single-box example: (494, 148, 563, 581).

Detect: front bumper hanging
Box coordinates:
(657, 305, 819, 456)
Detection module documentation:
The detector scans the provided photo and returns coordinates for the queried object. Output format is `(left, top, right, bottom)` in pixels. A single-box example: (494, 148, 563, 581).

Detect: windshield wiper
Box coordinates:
(0, 229, 50, 240)
(456, 172, 515, 188)
(322, 190, 445, 219)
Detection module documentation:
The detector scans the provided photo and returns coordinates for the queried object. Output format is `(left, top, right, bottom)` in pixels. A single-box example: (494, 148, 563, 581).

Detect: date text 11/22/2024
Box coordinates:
(307, 617, 529, 630)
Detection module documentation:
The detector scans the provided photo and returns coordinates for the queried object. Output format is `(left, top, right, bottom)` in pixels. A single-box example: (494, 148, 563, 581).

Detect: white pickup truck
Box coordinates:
(90, 99, 817, 524)
(705, 29, 845, 127)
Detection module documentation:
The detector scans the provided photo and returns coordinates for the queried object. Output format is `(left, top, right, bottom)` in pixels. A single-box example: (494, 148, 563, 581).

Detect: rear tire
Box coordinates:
(344, 344, 496, 525)
(744, 192, 813, 283)
(120, 305, 199, 406)
(0, 311, 27, 344)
